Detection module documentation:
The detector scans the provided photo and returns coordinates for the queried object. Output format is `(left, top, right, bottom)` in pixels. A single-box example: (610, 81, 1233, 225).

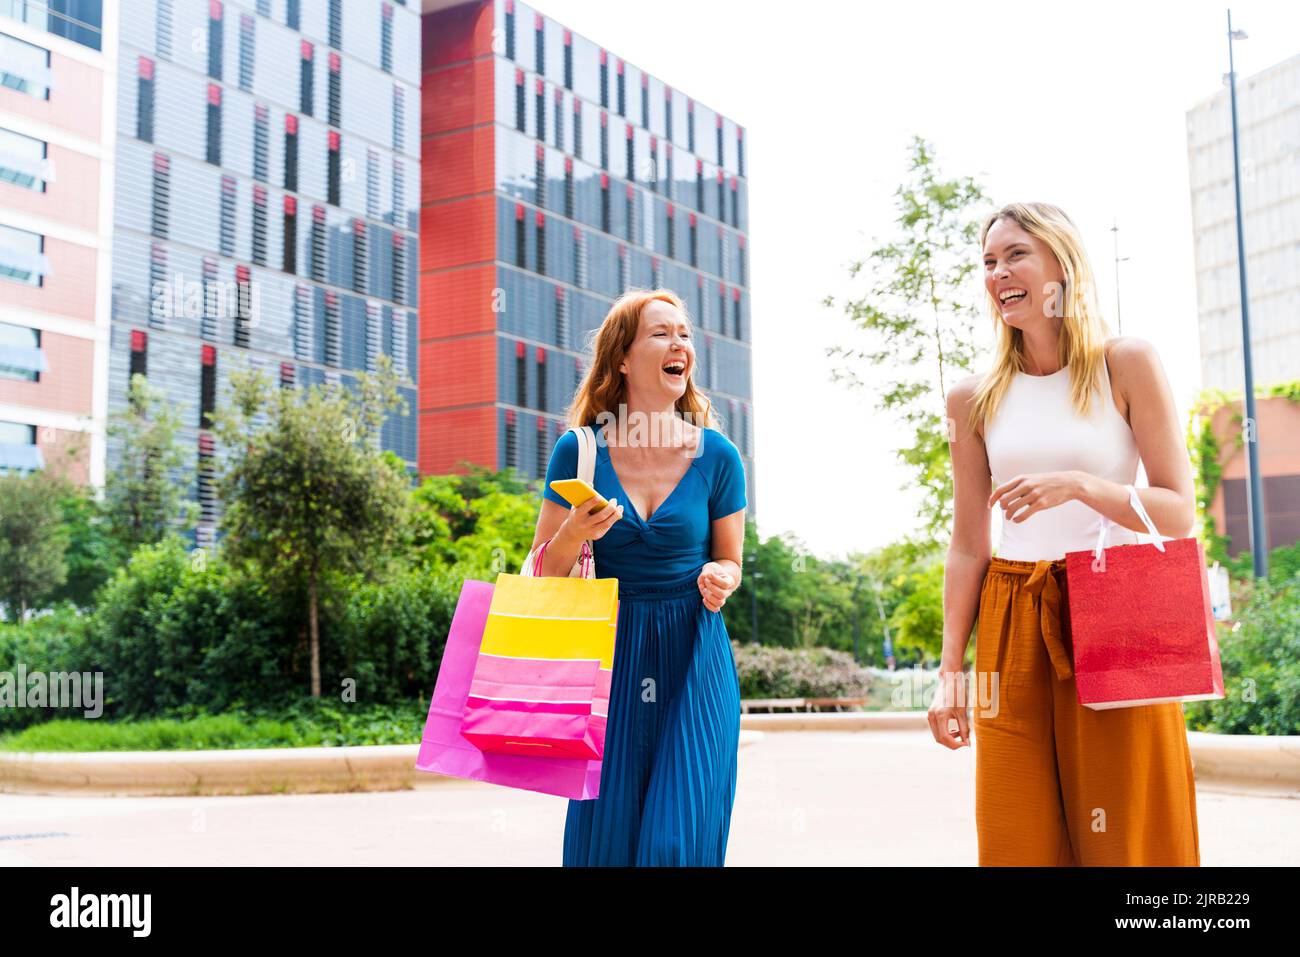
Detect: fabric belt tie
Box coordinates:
(1021, 560, 1073, 681)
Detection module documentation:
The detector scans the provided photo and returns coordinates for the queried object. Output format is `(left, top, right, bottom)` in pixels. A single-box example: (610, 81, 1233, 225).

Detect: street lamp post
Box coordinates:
(1226, 8, 1269, 578)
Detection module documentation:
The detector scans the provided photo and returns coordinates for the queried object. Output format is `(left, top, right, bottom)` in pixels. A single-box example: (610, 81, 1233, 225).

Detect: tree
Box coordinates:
(0, 468, 71, 624)
(209, 354, 414, 697)
(408, 466, 540, 579)
(103, 373, 200, 560)
(825, 135, 991, 538)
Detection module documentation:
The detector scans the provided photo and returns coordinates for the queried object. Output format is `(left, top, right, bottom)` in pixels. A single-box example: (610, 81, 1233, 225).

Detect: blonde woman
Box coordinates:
(932, 202, 1200, 866)
(531, 288, 748, 866)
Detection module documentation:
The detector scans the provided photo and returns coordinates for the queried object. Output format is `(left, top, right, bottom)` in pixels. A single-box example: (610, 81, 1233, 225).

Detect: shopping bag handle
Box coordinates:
(520, 426, 598, 579)
(1091, 483, 1169, 570)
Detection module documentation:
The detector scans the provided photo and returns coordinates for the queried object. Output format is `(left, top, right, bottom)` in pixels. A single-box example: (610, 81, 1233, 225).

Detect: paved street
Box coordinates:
(1, 731, 1295, 866)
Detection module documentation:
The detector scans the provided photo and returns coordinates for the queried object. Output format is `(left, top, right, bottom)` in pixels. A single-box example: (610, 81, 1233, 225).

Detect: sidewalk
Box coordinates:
(2, 731, 1294, 866)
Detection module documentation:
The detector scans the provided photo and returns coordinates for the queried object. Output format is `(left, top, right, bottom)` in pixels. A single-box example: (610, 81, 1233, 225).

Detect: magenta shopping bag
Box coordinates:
(414, 579, 604, 800)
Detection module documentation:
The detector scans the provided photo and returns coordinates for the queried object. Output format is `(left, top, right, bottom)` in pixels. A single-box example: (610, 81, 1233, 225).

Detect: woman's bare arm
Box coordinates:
(941, 374, 993, 675)
(1075, 338, 1195, 538)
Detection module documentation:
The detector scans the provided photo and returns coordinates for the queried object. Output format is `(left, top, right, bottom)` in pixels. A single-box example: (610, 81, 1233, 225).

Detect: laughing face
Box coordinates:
(618, 298, 694, 404)
(983, 217, 1065, 331)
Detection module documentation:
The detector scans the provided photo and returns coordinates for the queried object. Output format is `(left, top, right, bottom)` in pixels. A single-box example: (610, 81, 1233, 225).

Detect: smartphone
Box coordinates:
(549, 479, 610, 515)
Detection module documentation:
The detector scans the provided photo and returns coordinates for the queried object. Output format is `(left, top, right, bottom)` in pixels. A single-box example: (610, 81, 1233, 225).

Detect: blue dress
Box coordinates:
(542, 423, 748, 866)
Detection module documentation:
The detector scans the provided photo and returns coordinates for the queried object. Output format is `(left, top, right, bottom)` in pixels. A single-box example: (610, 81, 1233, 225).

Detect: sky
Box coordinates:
(531, 0, 1300, 558)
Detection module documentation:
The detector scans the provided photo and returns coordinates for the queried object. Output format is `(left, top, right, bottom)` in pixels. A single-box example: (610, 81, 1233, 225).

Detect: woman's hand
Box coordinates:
(698, 562, 737, 612)
(988, 470, 1083, 524)
(556, 495, 624, 547)
(927, 670, 972, 749)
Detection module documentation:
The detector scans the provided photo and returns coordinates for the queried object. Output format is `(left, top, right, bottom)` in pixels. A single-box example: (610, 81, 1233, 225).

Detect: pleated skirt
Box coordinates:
(562, 571, 742, 867)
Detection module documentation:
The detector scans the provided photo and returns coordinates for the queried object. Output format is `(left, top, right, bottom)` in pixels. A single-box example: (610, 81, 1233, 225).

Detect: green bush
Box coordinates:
(1184, 579, 1300, 735)
(731, 641, 873, 699)
(0, 603, 97, 733)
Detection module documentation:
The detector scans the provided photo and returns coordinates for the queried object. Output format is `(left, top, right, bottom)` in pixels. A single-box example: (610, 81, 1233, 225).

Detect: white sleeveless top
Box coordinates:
(984, 353, 1142, 561)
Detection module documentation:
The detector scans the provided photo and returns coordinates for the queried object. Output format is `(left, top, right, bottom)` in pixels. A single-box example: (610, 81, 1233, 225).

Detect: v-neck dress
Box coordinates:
(542, 423, 748, 866)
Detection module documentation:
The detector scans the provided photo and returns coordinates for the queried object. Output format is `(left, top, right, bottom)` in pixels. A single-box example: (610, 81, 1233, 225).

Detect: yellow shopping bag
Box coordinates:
(478, 573, 618, 667)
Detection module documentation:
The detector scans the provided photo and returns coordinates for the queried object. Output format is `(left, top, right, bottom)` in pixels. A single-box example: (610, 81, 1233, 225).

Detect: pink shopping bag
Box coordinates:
(414, 579, 604, 799)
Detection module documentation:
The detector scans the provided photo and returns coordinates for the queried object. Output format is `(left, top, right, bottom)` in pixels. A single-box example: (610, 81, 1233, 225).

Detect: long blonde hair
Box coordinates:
(567, 288, 719, 429)
(968, 202, 1112, 436)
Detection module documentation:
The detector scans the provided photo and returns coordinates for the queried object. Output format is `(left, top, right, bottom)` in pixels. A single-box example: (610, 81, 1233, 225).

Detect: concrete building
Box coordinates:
(419, 0, 756, 508)
(0, 0, 115, 485)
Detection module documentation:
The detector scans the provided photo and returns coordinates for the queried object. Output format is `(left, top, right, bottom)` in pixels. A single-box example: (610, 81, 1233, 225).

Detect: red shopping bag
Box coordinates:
(1064, 485, 1225, 710)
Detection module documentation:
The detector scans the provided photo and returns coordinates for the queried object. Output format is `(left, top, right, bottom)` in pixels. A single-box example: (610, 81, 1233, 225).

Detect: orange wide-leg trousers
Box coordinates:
(972, 556, 1201, 866)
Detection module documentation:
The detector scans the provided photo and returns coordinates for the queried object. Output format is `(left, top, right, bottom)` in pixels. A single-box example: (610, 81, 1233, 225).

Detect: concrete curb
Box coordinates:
(0, 731, 767, 797)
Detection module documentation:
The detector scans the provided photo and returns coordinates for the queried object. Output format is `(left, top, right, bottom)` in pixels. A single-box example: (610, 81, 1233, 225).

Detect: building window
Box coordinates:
(738, 235, 746, 285)
(696, 158, 704, 210)
(309, 205, 325, 281)
(536, 418, 547, 477)
(625, 184, 634, 242)
(731, 176, 739, 227)
(280, 361, 295, 389)
(207, 1, 223, 81)
(392, 85, 405, 151)
(0, 32, 51, 99)
(292, 285, 311, 360)
(327, 131, 341, 206)
(238, 13, 255, 91)
(0, 321, 45, 382)
(392, 159, 405, 227)
(573, 99, 582, 161)
(625, 123, 634, 182)
(648, 137, 657, 193)
(555, 285, 568, 348)
(198, 433, 216, 525)
(533, 12, 544, 74)
(535, 210, 546, 274)
(716, 115, 724, 167)
(553, 86, 563, 150)
(665, 87, 673, 143)
(535, 347, 547, 412)
(219, 176, 236, 256)
(251, 185, 267, 266)
(392, 233, 406, 303)
(599, 49, 608, 108)
(515, 341, 526, 406)
(283, 114, 298, 191)
(286, 0, 299, 30)
(600, 110, 608, 169)
(300, 41, 314, 116)
(641, 74, 648, 130)
(200, 343, 217, 426)
(562, 28, 572, 88)
(504, 409, 517, 469)
(148, 245, 167, 328)
(717, 170, 726, 226)
(689, 212, 697, 267)
(733, 287, 742, 339)
(327, 52, 341, 127)
(514, 69, 525, 131)
(738, 127, 745, 177)
(129, 328, 148, 380)
(234, 265, 252, 346)
(0, 421, 41, 473)
(0, 127, 49, 191)
(136, 57, 155, 143)
(206, 83, 222, 165)
(380, 4, 393, 73)
(666, 204, 675, 259)
(282, 195, 297, 274)
(328, 0, 342, 48)
(564, 156, 573, 219)
(365, 148, 379, 218)
(150, 153, 171, 238)
(616, 59, 624, 115)
(352, 219, 367, 293)
(504, 0, 515, 59)
(534, 142, 545, 208)
(323, 291, 340, 365)
(514, 203, 525, 268)
(535, 77, 545, 142)
(252, 103, 268, 181)
(201, 257, 219, 341)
